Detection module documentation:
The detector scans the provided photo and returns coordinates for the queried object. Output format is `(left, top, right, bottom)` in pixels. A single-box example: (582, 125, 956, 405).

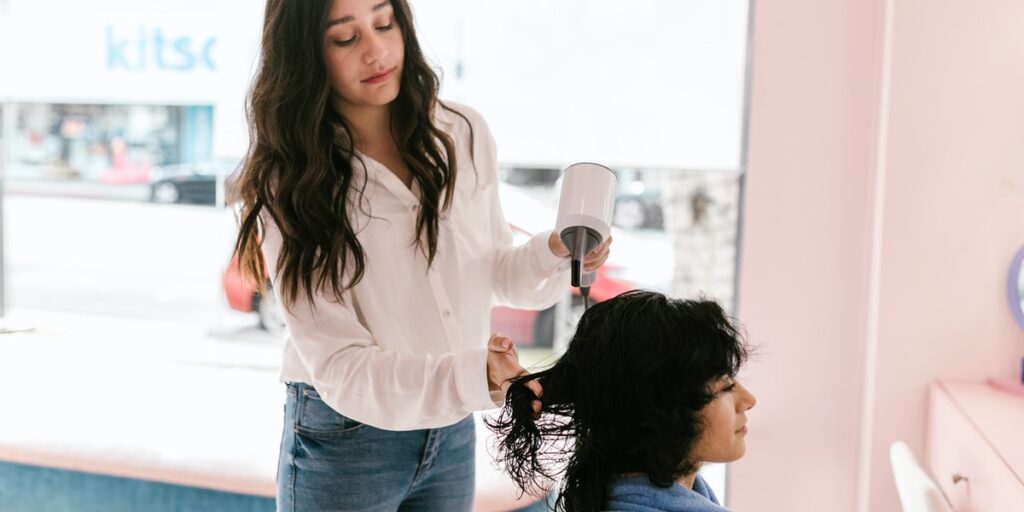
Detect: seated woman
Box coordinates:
(487, 290, 756, 512)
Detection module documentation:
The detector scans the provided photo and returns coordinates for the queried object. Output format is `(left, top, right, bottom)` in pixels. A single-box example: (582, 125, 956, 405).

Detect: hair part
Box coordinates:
(486, 290, 749, 512)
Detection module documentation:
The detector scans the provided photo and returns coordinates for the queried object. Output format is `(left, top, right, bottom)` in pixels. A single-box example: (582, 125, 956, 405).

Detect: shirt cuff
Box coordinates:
(455, 347, 503, 411)
(529, 230, 571, 274)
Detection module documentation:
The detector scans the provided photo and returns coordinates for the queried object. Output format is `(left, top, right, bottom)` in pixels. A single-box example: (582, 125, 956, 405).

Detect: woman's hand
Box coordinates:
(486, 334, 543, 414)
(548, 232, 613, 272)
(487, 334, 523, 394)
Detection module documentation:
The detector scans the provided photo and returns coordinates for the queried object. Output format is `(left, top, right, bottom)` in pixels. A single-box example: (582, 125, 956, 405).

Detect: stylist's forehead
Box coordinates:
(327, 0, 392, 28)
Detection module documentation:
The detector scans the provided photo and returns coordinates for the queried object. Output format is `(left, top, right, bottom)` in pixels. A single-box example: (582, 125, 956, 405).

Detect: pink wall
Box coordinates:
(732, 0, 1024, 510)
(867, 0, 1024, 510)
(729, 0, 885, 510)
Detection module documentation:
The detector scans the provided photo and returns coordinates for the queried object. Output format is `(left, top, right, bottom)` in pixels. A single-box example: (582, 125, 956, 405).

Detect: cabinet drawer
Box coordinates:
(927, 386, 1024, 511)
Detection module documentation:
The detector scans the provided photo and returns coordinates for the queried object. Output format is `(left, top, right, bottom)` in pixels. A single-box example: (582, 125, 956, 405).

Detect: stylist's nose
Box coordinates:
(363, 34, 389, 65)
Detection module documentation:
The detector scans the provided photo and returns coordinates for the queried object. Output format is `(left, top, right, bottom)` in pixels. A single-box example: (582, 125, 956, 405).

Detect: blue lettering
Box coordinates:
(104, 27, 217, 73)
(202, 38, 217, 70)
(172, 37, 196, 71)
(137, 27, 148, 70)
(153, 29, 166, 69)
(106, 26, 133, 70)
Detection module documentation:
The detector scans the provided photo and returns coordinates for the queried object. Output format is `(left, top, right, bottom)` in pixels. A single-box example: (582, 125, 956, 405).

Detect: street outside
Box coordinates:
(0, 187, 722, 500)
(3, 192, 279, 348)
(1, 176, 676, 372)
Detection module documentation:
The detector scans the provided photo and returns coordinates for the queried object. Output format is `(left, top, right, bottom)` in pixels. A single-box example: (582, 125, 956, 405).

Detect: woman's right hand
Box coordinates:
(486, 334, 523, 394)
(487, 334, 543, 413)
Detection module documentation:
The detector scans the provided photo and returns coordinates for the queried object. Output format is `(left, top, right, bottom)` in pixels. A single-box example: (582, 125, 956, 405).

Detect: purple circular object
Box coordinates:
(1008, 245, 1024, 330)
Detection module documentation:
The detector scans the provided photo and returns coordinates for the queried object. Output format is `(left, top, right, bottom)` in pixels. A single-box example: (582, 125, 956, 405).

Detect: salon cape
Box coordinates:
(261, 102, 570, 431)
(605, 474, 729, 512)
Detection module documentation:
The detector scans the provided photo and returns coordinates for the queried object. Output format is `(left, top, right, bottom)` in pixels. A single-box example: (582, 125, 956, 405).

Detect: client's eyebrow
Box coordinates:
(326, 1, 391, 28)
(712, 376, 734, 391)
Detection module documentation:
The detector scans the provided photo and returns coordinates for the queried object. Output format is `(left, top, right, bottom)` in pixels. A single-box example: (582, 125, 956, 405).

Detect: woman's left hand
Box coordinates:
(548, 232, 613, 272)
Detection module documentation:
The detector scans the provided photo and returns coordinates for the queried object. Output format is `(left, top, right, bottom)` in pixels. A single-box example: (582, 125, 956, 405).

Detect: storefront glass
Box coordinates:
(7, 103, 212, 184)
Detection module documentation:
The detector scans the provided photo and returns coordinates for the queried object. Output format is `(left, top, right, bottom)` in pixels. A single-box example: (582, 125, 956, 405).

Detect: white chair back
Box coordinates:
(889, 441, 954, 512)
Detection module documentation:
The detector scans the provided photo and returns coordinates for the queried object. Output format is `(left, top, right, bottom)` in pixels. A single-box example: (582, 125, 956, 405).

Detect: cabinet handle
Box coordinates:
(951, 473, 969, 485)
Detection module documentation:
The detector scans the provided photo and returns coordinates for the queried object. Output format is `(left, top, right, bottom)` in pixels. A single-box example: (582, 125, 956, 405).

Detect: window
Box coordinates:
(0, 0, 751, 507)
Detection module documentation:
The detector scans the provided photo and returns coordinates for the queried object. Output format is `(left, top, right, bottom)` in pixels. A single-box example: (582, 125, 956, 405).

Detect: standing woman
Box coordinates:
(231, 0, 611, 511)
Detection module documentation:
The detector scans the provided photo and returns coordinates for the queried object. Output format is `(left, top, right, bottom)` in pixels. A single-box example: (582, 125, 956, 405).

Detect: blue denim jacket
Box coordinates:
(605, 474, 730, 512)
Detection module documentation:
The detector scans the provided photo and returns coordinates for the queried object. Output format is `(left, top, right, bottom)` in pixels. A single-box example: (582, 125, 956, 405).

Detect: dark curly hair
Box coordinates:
(231, 0, 472, 310)
(486, 290, 749, 512)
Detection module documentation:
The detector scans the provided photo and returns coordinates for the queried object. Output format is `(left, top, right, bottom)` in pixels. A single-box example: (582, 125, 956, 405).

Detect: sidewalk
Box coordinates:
(4, 178, 151, 203)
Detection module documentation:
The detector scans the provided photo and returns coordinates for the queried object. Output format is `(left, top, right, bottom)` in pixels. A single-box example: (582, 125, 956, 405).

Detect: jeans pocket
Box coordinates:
(294, 387, 367, 439)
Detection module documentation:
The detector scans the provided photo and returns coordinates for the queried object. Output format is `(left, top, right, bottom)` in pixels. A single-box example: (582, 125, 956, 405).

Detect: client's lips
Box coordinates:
(363, 67, 396, 84)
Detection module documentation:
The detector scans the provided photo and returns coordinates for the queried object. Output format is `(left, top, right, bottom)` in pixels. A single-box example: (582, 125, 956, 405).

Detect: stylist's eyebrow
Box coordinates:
(326, 1, 390, 28)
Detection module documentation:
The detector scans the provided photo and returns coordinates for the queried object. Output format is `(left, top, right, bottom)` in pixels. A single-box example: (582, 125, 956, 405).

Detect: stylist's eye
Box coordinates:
(333, 36, 357, 47)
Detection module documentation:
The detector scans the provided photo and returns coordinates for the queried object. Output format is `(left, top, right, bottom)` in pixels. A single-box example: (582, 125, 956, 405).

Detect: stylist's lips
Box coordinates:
(736, 425, 748, 435)
(363, 67, 396, 84)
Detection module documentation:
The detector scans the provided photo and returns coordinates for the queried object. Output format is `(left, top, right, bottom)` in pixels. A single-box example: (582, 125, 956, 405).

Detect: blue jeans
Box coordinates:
(276, 382, 476, 512)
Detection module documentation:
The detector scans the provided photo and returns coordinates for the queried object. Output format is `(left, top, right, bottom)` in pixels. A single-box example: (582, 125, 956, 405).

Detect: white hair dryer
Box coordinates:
(555, 162, 617, 305)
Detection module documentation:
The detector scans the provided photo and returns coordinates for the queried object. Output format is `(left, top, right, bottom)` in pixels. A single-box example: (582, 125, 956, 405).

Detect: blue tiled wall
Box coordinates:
(0, 461, 273, 512)
(0, 461, 555, 512)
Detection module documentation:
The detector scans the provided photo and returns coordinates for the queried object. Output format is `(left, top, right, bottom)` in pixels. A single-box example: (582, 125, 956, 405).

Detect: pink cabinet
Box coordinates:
(926, 381, 1024, 511)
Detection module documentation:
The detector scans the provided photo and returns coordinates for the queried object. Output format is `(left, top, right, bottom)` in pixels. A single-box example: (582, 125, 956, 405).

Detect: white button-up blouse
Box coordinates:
(261, 102, 569, 431)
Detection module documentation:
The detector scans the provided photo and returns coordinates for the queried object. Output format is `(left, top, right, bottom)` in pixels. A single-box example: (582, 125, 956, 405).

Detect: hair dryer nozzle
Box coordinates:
(562, 225, 601, 288)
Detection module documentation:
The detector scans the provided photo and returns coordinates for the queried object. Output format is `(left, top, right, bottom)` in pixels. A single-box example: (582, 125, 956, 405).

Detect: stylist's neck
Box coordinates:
(334, 99, 392, 151)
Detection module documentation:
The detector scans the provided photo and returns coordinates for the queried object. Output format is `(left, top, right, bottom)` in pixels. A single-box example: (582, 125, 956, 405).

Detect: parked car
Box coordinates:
(222, 184, 670, 346)
(99, 162, 153, 185)
(500, 167, 561, 187)
(614, 187, 664, 230)
(223, 250, 286, 336)
(149, 160, 239, 205)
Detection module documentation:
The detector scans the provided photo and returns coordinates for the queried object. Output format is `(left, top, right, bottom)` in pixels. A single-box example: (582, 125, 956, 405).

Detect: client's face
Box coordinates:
(691, 376, 757, 464)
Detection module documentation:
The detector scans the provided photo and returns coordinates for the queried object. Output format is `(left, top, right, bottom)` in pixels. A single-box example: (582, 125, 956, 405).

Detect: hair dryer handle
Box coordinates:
(571, 259, 598, 288)
(580, 270, 597, 288)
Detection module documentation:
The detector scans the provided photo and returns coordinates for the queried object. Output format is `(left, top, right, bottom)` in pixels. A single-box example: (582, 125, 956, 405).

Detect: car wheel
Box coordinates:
(614, 198, 646, 230)
(151, 182, 181, 204)
(646, 204, 665, 230)
(256, 284, 287, 338)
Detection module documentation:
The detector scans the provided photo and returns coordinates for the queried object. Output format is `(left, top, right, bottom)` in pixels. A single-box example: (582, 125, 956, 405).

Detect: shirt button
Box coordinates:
(443, 310, 452, 318)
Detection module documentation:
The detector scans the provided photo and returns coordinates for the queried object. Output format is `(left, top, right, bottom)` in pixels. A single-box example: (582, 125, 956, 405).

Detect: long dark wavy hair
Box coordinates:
(486, 290, 749, 512)
(231, 0, 471, 309)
